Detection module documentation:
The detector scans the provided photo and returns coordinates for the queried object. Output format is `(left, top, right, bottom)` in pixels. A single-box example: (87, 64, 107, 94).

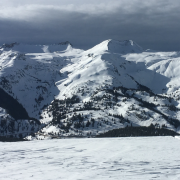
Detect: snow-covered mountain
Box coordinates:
(0, 39, 180, 139)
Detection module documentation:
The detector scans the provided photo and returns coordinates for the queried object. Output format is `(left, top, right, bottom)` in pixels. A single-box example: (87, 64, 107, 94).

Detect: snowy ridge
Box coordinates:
(85, 39, 143, 55)
(107, 39, 143, 54)
(124, 51, 180, 94)
(0, 41, 72, 53)
(0, 39, 180, 139)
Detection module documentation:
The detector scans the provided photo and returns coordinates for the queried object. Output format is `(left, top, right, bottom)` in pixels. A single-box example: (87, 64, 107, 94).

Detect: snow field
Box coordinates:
(0, 137, 180, 180)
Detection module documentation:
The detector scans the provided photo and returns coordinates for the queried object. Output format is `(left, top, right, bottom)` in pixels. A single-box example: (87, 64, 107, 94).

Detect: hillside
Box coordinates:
(0, 39, 180, 140)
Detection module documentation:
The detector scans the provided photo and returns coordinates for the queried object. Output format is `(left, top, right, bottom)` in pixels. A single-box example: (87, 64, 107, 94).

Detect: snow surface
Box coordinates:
(0, 137, 180, 180)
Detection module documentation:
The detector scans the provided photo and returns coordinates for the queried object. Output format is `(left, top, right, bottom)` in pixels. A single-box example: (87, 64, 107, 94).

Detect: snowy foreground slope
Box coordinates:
(1, 39, 180, 139)
(1, 137, 180, 180)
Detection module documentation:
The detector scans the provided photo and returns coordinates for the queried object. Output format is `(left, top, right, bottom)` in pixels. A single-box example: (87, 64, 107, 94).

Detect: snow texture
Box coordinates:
(0, 137, 180, 180)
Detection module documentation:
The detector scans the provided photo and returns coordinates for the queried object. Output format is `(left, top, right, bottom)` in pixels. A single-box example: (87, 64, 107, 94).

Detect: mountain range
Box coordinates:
(0, 39, 180, 140)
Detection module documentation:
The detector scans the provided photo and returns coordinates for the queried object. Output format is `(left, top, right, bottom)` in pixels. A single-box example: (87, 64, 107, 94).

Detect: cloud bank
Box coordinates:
(0, 0, 180, 51)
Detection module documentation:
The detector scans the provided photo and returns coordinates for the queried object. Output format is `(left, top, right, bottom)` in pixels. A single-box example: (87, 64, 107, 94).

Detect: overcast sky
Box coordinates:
(0, 0, 180, 51)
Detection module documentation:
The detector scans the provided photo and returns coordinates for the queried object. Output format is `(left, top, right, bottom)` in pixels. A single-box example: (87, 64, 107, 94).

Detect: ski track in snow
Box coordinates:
(0, 137, 180, 180)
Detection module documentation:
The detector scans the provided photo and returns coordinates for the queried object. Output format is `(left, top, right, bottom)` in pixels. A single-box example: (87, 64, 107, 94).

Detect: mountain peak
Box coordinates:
(107, 39, 143, 53)
(1, 42, 19, 49)
(0, 41, 73, 53)
(58, 41, 72, 46)
(86, 39, 143, 55)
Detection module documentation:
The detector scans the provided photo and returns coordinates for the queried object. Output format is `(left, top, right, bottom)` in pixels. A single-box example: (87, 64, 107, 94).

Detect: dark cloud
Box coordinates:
(0, 0, 180, 51)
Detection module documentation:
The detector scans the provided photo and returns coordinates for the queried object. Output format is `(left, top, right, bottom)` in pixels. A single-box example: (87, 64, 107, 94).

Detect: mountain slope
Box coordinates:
(0, 39, 180, 139)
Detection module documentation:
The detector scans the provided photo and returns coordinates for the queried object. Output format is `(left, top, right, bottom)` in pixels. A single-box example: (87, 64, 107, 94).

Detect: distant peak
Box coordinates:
(1, 42, 19, 49)
(107, 39, 143, 53)
(1, 41, 73, 48)
(119, 40, 134, 46)
(107, 39, 142, 48)
(58, 41, 72, 46)
(86, 39, 143, 55)
(0, 41, 73, 53)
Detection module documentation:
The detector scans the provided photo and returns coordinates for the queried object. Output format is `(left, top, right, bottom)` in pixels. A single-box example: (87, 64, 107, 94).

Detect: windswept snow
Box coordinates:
(0, 137, 180, 180)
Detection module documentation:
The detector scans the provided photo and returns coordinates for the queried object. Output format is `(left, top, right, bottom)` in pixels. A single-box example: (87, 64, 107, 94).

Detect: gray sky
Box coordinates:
(0, 0, 180, 51)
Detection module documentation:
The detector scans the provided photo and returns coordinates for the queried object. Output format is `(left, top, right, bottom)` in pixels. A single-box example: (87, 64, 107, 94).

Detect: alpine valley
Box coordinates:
(0, 39, 180, 140)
